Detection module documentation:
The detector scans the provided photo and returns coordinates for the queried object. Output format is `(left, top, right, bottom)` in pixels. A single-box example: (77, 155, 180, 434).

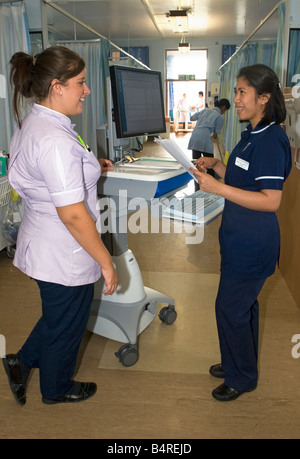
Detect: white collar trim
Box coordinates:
(251, 121, 276, 134)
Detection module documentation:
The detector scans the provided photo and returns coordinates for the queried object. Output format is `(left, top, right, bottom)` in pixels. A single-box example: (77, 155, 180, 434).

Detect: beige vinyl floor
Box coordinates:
(1, 135, 300, 439)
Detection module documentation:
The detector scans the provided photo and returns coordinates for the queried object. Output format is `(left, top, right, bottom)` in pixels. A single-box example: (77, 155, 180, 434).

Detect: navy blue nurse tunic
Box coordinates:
(219, 121, 292, 280)
(216, 121, 292, 392)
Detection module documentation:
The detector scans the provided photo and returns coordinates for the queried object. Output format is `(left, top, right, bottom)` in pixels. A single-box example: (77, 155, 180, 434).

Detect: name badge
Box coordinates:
(235, 157, 249, 171)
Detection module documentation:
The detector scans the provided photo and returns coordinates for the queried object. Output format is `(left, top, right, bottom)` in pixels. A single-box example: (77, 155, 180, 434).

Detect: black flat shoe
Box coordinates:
(2, 353, 31, 406)
(212, 383, 257, 402)
(42, 381, 97, 405)
(209, 363, 225, 379)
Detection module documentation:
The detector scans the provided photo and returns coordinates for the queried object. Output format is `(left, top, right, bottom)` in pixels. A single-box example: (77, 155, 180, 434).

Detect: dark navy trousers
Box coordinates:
(19, 280, 94, 399)
(215, 274, 266, 391)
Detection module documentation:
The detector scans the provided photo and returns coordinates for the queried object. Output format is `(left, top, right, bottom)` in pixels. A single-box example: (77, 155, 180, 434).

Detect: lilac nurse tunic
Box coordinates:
(8, 104, 102, 286)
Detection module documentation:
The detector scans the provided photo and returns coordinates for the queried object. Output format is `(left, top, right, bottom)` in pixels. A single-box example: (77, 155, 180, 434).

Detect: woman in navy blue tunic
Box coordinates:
(192, 64, 292, 401)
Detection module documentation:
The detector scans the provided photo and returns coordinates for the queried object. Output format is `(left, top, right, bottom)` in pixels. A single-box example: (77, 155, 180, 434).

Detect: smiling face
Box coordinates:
(233, 76, 270, 129)
(42, 68, 91, 117)
(59, 69, 91, 117)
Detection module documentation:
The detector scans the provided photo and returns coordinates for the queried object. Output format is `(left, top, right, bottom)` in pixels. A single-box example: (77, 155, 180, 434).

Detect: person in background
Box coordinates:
(192, 91, 205, 112)
(2, 46, 118, 406)
(192, 64, 291, 402)
(188, 98, 230, 189)
(176, 92, 190, 125)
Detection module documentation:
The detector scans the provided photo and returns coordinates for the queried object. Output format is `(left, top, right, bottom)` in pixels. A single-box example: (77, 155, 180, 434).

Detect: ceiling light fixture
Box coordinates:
(178, 34, 190, 54)
(168, 9, 189, 34)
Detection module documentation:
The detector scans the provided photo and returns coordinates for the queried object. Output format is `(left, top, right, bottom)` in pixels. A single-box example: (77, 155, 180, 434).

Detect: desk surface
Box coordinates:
(103, 161, 185, 182)
(99, 158, 191, 200)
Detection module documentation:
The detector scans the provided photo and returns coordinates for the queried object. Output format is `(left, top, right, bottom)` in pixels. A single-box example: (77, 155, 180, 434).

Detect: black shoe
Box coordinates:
(209, 363, 225, 379)
(2, 353, 31, 406)
(42, 381, 97, 405)
(212, 383, 257, 402)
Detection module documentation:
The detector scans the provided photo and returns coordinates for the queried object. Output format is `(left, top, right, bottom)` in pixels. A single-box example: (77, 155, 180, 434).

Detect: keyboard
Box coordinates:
(162, 190, 224, 225)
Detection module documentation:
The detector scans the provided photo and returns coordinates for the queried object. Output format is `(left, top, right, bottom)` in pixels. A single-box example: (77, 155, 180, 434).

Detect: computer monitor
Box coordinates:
(109, 65, 166, 139)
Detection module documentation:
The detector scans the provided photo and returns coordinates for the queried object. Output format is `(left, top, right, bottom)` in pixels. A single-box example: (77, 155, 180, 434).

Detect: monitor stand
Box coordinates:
(86, 196, 177, 367)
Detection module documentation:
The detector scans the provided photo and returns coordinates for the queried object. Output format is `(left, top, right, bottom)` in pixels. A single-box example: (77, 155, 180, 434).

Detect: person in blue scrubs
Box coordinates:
(192, 64, 292, 402)
(188, 98, 230, 158)
(188, 99, 230, 189)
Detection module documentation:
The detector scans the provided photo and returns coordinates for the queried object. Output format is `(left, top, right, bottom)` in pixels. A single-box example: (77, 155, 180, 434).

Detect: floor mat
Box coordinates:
(98, 272, 220, 373)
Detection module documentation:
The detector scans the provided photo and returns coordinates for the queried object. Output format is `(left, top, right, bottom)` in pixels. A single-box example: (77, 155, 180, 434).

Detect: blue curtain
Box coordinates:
(222, 45, 237, 65)
(218, 3, 285, 154)
(121, 46, 149, 67)
(57, 40, 110, 154)
(0, 2, 30, 154)
(169, 81, 175, 120)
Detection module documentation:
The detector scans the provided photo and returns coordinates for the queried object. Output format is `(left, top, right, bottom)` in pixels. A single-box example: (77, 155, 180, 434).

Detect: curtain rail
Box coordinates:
(44, 1, 150, 69)
(220, 1, 281, 69)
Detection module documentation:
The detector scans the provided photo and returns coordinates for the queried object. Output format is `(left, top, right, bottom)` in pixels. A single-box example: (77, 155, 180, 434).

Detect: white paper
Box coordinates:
(154, 138, 198, 183)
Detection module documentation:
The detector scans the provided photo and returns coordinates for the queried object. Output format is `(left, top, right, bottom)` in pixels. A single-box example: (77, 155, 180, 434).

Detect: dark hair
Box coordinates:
(10, 46, 85, 127)
(215, 98, 231, 110)
(237, 64, 286, 125)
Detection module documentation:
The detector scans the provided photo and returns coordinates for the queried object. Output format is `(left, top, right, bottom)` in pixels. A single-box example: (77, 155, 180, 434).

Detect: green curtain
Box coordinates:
(218, 2, 286, 154)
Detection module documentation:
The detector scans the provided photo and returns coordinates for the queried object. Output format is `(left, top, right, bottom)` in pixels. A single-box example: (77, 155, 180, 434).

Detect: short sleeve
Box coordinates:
(37, 137, 85, 207)
(254, 131, 291, 191)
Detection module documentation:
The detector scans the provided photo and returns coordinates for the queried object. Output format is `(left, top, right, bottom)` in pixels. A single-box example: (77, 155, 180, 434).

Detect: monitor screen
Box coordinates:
(109, 65, 166, 139)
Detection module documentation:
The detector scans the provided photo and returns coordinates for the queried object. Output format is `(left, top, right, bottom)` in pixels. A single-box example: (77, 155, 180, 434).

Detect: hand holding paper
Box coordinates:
(154, 138, 198, 183)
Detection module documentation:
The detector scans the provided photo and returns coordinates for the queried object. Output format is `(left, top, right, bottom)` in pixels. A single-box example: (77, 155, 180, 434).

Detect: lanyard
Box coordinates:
(78, 135, 91, 152)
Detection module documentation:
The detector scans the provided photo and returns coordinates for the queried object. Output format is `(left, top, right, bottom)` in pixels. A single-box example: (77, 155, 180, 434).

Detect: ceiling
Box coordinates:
(45, 0, 281, 42)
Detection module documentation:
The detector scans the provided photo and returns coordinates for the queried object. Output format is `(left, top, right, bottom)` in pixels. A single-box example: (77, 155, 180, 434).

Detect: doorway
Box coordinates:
(166, 49, 208, 132)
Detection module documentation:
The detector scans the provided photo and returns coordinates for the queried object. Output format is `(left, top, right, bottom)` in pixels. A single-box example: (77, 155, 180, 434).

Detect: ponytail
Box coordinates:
(10, 52, 35, 127)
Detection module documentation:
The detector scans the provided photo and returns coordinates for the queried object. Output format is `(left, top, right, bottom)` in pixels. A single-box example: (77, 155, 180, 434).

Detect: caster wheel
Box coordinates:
(159, 306, 177, 325)
(115, 344, 139, 367)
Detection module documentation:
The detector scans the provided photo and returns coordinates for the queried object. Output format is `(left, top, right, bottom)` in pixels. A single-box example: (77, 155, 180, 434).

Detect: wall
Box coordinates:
(278, 159, 300, 307)
(114, 37, 240, 95)
(277, 0, 300, 307)
(290, 0, 300, 27)
(25, 0, 42, 29)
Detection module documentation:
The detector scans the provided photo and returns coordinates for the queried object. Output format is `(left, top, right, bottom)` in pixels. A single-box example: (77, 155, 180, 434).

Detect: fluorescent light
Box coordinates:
(178, 42, 190, 54)
(178, 34, 190, 54)
(168, 9, 189, 33)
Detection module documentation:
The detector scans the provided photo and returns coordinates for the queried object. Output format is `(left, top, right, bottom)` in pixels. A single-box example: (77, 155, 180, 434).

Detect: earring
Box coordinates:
(60, 92, 63, 95)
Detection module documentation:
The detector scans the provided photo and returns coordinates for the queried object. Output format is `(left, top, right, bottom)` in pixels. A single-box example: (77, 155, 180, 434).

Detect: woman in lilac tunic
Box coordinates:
(2, 47, 118, 405)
